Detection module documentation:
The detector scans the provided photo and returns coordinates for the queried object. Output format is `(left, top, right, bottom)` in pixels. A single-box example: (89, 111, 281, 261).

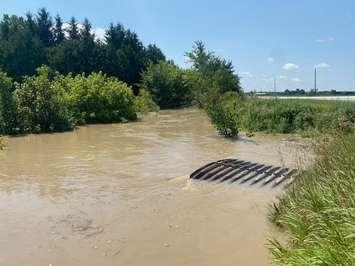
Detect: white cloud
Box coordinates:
(240, 71, 253, 78)
(267, 57, 275, 63)
(278, 75, 288, 80)
(283, 63, 299, 70)
(291, 77, 302, 82)
(62, 23, 106, 41)
(316, 37, 335, 43)
(315, 62, 331, 69)
(262, 77, 274, 83)
(92, 27, 106, 41)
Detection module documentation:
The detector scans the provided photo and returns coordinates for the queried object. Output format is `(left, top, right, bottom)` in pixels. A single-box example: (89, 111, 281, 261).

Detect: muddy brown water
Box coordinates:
(0, 108, 311, 266)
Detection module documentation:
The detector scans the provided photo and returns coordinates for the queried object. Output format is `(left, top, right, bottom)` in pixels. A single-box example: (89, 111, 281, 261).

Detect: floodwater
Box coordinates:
(0, 109, 310, 266)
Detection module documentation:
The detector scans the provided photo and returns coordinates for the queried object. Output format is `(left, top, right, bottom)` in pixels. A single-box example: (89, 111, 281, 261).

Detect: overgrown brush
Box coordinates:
(0, 66, 158, 135)
(268, 132, 355, 265)
(206, 94, 355, 137)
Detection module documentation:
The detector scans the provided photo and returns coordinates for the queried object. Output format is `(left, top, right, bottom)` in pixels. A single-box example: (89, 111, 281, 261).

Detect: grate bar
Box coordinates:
(190, 159, 297, 189)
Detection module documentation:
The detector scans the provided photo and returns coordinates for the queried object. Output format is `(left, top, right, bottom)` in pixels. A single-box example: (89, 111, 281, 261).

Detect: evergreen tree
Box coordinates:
(67, 17, 79, 40)
(36, 7, 53, 46)
(53, 15, 65, 44)
(0, 15, 45, 80)
(78, 18, 98, 73)
(145, 44, 166, 65)
(25, 12, 37, 35)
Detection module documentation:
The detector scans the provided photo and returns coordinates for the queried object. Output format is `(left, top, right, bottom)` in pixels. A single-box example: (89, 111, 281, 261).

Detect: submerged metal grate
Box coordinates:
(190, 159, 297, 188)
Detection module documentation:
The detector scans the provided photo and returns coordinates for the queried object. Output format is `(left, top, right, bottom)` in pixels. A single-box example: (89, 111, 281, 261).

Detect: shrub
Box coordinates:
(65, 72, 137, 123)
(205, 91, 241, 137)
(140, 61, 190, 109)
(14, 66, 73, 133)
(207, 97, 355, 136)
(134, 89, 159, 114)
(0, 70, 16, 134)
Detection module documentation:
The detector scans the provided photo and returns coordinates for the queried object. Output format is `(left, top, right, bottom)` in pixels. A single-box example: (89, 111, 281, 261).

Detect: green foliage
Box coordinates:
(240, 98, 355, 134)
(206, 96, 355, 137)
(14, 66, 73, 133)
(185, 41, 242, 106)
(63, 72, 137, 123)
(0, 15, 46, 80)
(0, 70, 16, 134)
(0, 66, 145, 135)
(269, 132, 355, 265)
(145, 44, 166, 64)
(134, 89, 159, 114)
(140, 61, 190, 108)
(0, 9, 166, 87)
(205, 91, 241, 137)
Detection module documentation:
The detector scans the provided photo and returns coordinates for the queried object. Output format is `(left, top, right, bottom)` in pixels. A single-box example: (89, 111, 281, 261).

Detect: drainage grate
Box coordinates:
(190, 159, 297, 188)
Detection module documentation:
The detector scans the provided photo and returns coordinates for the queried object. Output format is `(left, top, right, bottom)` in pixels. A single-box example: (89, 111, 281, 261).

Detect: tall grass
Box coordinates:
(206, 94, 355, 137)
(269, 132, 355, 265)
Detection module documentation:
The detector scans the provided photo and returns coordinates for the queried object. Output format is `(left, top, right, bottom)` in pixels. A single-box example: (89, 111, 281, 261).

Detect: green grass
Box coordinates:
(241, 98, 355, 135)
(269, 132, 355, 265)
(206, 94, 355, 137)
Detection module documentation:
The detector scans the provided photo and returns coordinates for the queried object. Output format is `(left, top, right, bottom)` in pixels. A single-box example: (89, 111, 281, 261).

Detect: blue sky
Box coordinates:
(1, 0, 355, 91)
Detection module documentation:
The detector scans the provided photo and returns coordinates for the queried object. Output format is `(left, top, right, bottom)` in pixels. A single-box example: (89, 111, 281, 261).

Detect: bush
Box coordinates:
(269, 132, 355, 265)
(14, 66, 73, 133)
(206, 96, 355, 137)
(134, 89, 159, 114)
(0, 70, 16, 134)
(140, 61, 190, 109)
(205, 91, 241, 137)
(65, 72, 137, 123)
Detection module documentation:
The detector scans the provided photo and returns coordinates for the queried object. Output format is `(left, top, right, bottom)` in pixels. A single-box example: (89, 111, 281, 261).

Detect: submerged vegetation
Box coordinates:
(0, 66, 157, 135)
(269, 132, 355, 265)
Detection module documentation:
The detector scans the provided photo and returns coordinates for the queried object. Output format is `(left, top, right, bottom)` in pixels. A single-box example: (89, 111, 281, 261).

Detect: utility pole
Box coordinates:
(273, 77, 276, 96)
(314, 68, 317, 94)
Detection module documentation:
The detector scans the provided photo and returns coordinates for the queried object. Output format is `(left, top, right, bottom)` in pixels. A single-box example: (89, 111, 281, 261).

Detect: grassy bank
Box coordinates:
(269, 132, 355, 265)
(205, 94, 355, 264)
(206, 94, 355, 137)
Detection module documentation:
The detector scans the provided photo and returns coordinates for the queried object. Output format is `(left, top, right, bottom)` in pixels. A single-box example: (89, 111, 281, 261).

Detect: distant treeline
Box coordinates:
(0, 8, 165, 92)
(0, 8, 242, 135)
(249, 89, 355, 96)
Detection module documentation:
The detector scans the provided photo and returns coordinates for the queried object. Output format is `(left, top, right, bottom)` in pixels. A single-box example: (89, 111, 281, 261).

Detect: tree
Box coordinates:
(36, 7, 53, 46)
(67, 17, 79, 40)
(78, 18, 99, 73)
(0, 15, 45, 80)
(25, 12, 37, 35)
(53, 15, 65, 44)
(0, 9, 167, 86)
(14, 66, 72, 133)
(185, 41, 242, 105)
(145, 44, 165, 65)
(140, 61, 190, 108)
